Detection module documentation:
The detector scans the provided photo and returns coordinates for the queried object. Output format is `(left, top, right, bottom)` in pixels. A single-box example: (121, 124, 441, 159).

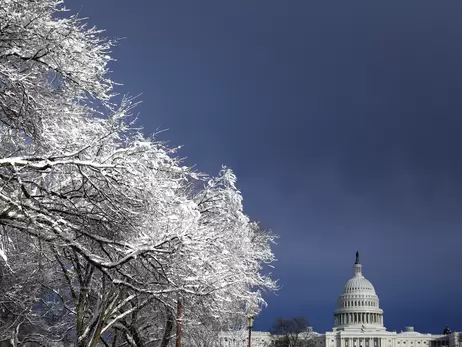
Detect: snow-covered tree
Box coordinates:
(0, 0, 277, 346)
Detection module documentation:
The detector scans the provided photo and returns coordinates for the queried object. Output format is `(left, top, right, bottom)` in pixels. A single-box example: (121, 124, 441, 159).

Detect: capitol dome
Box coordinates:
(343, 273, 376, 295)
(333, 252, 385, 332)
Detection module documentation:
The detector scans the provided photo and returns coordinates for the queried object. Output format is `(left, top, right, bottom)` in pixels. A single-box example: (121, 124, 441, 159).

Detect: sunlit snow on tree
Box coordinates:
(0, 1, 277, 346)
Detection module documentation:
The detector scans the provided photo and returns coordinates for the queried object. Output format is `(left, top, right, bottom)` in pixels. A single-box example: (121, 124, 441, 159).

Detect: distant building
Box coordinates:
(219, 254, 461, 347)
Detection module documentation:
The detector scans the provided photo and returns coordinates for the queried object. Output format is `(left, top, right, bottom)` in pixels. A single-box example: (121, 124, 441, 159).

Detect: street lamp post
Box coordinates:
(248, 316, 254, 347)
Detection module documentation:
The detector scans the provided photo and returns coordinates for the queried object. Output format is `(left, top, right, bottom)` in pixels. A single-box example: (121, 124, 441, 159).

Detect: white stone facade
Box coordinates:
(218, 256, 461, 347)
(218, 331, 272, 347)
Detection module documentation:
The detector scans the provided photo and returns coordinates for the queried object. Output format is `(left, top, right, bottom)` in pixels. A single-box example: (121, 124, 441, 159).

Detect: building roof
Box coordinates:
(343, 264, 377, 295)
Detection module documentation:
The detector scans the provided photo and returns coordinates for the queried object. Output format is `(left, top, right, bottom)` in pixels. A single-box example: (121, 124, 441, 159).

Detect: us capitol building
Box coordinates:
(219, 253, 460, 347)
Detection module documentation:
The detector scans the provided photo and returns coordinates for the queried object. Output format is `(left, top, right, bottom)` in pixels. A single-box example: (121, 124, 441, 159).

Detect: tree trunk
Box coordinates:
(159, 308, 174, 347)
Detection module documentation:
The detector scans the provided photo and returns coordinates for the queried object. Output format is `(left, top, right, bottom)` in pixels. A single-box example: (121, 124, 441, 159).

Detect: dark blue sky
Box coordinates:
(68, 0, 462, 334)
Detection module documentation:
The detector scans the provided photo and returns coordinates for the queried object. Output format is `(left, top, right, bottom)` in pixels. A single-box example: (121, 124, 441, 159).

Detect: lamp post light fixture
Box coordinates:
(248, 316, 255, 347)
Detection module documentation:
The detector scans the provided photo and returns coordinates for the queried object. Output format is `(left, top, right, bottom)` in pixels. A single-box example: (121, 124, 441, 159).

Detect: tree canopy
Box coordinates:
(0, 0, 277, 346)
(270, 317, 314, 347)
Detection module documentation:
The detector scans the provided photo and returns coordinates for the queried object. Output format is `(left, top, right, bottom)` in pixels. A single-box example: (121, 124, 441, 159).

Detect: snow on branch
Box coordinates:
(0, 0, 277, 345)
